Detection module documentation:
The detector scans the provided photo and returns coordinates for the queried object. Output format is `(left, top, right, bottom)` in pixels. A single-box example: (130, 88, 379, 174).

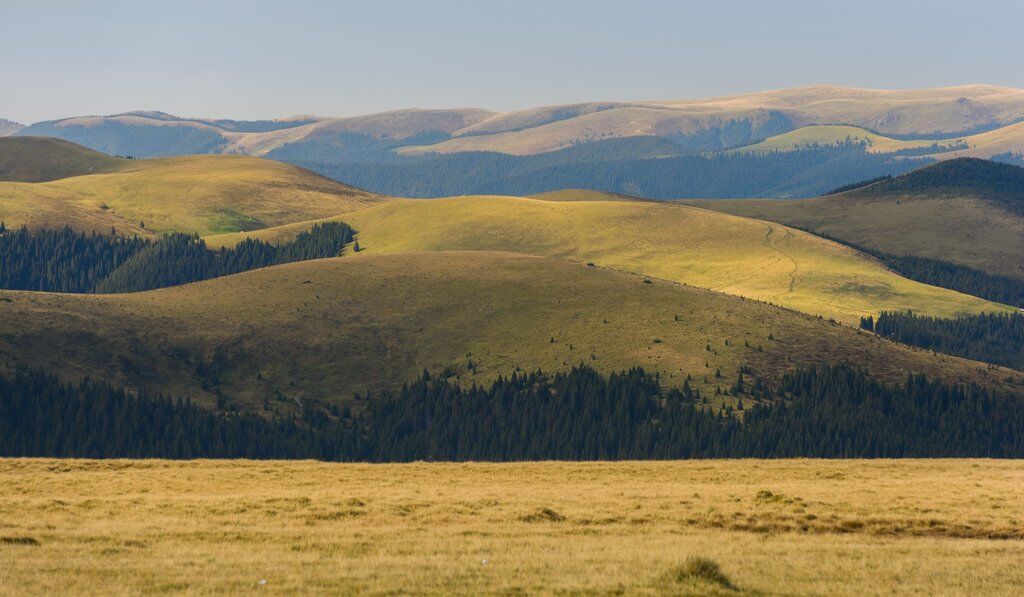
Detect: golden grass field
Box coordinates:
(207, 195, 1009, 324)
(1, 252, 1019, 409)
(1, 459, 1022, 595)
(0, 153, 379, 236)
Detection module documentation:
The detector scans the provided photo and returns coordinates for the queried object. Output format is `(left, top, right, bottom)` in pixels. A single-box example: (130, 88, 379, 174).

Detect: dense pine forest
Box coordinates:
(4, 363, 1022, 460)
(876, 254, 1024, 308)
(0, 222, 355, 293)
(0, 368, 348, 459)
(861, 311, 1024, 371)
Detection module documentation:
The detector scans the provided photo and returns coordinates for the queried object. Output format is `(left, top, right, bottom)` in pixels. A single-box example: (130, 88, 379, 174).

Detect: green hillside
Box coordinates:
(0, 141, 382, 236)
(0, 251, 1017, 411)
(0, 137, 126, 183)
(207, 195, 1008, 324)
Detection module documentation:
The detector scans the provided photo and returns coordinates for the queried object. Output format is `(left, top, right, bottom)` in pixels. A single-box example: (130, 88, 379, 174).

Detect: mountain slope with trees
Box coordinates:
(1, 252, 1017, 412)
(686, 158, 1024, 279)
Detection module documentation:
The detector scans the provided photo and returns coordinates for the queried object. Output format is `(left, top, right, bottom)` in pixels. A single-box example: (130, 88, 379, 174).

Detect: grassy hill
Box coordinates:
(686, 158, 1024, 279)
(0, 251, 1017, 410)
(16, 109, 496, 158)
(20, 86, 1024, 159)
(0, 137, 126, 182)
(206, 195, 1007, 324)
(0, 142, 381, 235)
(729, 125, 954, 154)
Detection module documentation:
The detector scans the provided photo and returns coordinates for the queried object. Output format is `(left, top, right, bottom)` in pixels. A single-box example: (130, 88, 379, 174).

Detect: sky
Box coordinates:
(3, 0, 1024, 124)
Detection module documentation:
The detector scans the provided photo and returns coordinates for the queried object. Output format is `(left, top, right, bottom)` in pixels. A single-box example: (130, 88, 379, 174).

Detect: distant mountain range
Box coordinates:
(10, 85, 1024, 197)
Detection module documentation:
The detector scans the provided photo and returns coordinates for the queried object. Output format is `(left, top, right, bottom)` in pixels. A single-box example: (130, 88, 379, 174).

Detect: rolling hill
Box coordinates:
(0, 251, 1017, 410)
(17, 86, 1024, 159)
(16, 109, 495, 158)
(0, 138, 382, 236)
(15, 86, 1024, 200)
(397, 85, 1024, 156)
(206, 194, 1008, 324)
(686, 158, 1024, 279)
(0, 137, 127, 182)
(729, 125, 960, 155)
(726, 122, 1024, 162)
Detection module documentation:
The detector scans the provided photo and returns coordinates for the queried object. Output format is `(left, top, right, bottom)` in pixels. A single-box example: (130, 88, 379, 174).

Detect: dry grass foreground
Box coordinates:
(1, 459, 1022, 595)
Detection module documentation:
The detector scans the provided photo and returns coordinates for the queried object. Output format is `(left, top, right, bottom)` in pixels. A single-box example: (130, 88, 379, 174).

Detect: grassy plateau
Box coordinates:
(1, 459, 1023, 595)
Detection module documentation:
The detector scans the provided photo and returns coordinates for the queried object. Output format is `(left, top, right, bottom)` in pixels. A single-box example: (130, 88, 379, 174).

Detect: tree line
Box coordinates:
(861, 311, 1024, 371)
(0, 222, 355, 293)
(797, 227, 1024, 309)
(4, 363, 1022, 460)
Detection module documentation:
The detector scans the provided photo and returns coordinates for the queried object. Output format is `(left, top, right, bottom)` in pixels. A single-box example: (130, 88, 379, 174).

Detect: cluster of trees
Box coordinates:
(291, 143, 925, 199)
(5, 363, 1022, 460)
(0, 226, 148, 292)
(0, 222, 355, 293)
(862, 311, 1024, 371)
(875, 254, 1024, 308)
(0, 367, 350, 459)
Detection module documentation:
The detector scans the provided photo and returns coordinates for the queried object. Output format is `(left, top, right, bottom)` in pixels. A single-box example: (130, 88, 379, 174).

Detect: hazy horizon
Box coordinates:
(3, 0, 1024, 124)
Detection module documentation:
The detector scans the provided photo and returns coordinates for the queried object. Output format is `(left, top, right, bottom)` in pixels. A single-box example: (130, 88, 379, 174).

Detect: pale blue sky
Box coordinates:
(3, 0, 1023, 123)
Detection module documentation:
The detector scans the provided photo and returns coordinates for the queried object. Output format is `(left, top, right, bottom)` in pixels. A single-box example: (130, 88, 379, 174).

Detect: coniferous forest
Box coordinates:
(4, 363, 1022, 460)
(861, 311, 1024, 371)
(0, 222, 354, 293)
(799, 228, 1024, 308)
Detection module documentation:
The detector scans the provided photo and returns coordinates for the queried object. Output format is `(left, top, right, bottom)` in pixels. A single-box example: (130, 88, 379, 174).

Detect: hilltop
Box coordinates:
(0, 251, 1016, 409)
(0, 138, 381, 236)
(687, 158, 1024, 278)
(0, 137, 126, 182)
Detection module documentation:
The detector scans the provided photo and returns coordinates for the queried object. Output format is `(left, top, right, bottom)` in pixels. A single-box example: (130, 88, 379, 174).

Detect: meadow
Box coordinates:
(1, 459, 1022, 595)
(206, 195, 1008, 324)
